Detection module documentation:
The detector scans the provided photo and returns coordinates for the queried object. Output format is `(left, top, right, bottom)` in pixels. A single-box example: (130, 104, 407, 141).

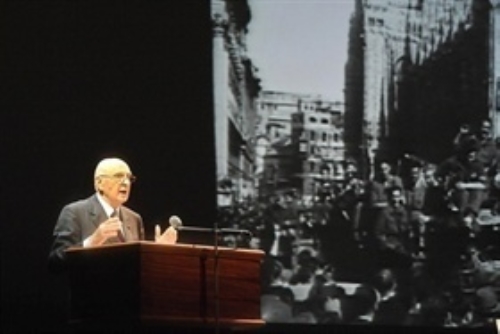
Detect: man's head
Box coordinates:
(345, 162, 357, 178)
(480, 119, 492, 139)
(372, 268, 397, 296)
(379, 161, 392, 178)
(409, 165, 422, 184)
(387, 186, 404, 208)
(458, 136, 480, 162)
(349, 284, 378, 318)
(423, 164, 438, 186)
(94, 158, 135, 208)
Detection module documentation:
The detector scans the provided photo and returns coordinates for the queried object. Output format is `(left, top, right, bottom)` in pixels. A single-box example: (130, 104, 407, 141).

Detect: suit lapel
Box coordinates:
(88, 195, 121, 244)
(88, 194, 137, 243)
(88, 195, 108, 230)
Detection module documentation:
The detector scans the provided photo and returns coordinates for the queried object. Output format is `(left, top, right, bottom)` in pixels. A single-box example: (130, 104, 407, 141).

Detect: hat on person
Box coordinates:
(475, 286, 500, 315)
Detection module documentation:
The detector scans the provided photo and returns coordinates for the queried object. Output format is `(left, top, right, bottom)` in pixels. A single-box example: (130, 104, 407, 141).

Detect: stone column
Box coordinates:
(489, 0, 500, 136)
(212, 9, 229, 181)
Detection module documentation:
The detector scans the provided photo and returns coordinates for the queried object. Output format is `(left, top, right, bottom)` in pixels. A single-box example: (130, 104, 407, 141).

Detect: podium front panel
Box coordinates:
(66, 241, 264, 328)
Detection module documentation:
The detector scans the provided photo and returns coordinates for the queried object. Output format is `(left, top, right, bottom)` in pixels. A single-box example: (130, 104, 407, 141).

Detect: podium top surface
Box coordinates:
(66, 241, 265, 261)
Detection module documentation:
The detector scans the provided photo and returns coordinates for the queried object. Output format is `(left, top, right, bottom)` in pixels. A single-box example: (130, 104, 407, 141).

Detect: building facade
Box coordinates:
(212, 0, 261, 204)
(345, 0, 498, 169)
(292, 100, 345, 201)
(255, 91, 345, 202)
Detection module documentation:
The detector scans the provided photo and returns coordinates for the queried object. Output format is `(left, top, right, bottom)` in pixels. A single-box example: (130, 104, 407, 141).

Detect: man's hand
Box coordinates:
(87, 217, 122, 246)
(155, 225, 178, 245)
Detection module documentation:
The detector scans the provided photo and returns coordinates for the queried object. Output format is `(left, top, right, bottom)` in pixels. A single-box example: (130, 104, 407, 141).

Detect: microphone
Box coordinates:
(169, 215, 183, 229)
(170, 215, 219, 233)
(168, 215, 252, 237)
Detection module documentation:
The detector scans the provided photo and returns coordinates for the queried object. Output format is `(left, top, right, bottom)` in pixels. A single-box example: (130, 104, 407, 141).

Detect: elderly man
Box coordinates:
(48, 157, 177, 273)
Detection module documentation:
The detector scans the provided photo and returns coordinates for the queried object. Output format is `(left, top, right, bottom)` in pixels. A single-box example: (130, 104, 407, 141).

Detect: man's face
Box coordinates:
(346, 164, 357, 177)
(389, 189, 404, 207)
(95, 160, 135, 208)
(424, 168, 436, 185)
(481, 121, 492, 138)
(410, 167, 421, 183)
(380, 162, 391, 177)
(466, 150, 477, 162)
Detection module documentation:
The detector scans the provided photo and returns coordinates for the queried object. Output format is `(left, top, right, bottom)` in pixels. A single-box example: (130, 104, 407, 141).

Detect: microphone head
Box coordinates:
(169, 215, 182, 229)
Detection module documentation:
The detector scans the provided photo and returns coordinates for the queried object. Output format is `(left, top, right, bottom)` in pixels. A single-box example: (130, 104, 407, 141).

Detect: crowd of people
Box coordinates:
(220, 119, 500, 328)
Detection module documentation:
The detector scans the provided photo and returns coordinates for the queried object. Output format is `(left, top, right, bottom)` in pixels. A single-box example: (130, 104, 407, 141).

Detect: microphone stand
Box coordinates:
(176, 225, 251, 237)
(213, 218, 220, 334)
(173, 224, 252, 333)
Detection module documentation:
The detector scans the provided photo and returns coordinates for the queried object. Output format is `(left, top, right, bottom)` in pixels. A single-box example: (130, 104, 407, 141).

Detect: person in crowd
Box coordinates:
(358, 160, 403, 251)
(319, 295, 344, 324)
(318, 161, 364, 270)
(453, 123, 474, 152)
(467, 285, 500, 328)
(48, 157, 177, 273)
(420, 163, 447, 217)
(258, 203, 280, 255)
(469, 245, 500, 288)
(260, 293, 294, 323)
(476, 119, 497, 174)
(337, 161, 365, 240)
(368, 160, 404, 208)
(337, 161, 365, 216)
(259, 199, 296, 269)
(374, 186, 412, 267)
(405, 293, 450, 327)
(436, 136, 487, 223)
(307, 264, 346, 318)
(265, 220, 297, 269)
(372, 268, 409, 325)
(342, 284, 379, 324)
(424, 139, 485, 288)
(281, 190, 300, 225)
(289, 259, 316, 308)
(401, 160, 428, 257)
(261, 257, 295, 308)
(402, 161, 426, 211)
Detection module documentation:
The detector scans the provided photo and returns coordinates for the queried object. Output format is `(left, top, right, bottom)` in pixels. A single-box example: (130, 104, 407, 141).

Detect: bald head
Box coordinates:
(94, 158, 131, 179)
(94, 158, 134, 208)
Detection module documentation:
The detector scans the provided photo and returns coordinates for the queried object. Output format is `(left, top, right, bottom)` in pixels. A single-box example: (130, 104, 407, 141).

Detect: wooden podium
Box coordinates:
(65, 241, 265, 330)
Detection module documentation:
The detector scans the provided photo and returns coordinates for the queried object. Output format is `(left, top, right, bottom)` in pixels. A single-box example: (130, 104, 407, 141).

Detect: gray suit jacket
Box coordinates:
(48, 194, 144, 273)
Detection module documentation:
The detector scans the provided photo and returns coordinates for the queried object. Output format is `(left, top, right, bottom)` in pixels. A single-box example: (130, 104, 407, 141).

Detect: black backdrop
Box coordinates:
(2, 1, 215, 331)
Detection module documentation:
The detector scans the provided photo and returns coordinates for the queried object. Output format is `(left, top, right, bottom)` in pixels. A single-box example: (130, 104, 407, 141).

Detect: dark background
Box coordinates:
(2, 1, 215, 331)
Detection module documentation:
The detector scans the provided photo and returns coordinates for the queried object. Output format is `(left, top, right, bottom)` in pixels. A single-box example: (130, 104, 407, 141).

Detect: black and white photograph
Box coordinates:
(213, 0, 500, 330)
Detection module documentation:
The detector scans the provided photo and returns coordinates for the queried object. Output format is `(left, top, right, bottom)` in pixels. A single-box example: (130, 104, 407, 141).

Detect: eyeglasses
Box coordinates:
(99, 172, 137, 183)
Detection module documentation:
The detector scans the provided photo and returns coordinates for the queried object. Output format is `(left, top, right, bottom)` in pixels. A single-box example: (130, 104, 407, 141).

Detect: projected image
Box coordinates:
(212, 0, 500, 328)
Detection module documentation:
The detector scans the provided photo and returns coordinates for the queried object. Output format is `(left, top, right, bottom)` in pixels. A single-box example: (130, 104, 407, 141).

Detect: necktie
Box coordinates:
(111, 209, 125, 242)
